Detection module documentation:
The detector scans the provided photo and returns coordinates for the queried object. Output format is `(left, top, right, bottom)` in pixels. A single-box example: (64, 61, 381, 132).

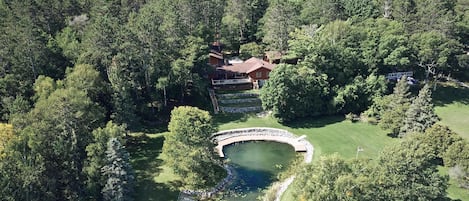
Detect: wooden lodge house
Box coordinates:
(208, 41, 276, 89)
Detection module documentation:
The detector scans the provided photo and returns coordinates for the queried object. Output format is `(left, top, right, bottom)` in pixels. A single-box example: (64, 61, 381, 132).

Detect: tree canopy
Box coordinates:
(162, 106, 220, 189)
(0, 0, 468, 199)
(291, 135, 449, 200)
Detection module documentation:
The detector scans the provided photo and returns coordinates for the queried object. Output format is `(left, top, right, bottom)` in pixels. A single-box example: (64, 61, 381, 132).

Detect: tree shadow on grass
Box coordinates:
(213, 113, 250, 127)
(135, 179, 179, 201)
(126, 134, 165, 173)
(126, 134, 181, 201)
(129, 122, 169, 134)
(283, 115, 345, 129)
(386, 132, 399, 138)
(437, 197, 462, 201)
(433, 84, 469, 106)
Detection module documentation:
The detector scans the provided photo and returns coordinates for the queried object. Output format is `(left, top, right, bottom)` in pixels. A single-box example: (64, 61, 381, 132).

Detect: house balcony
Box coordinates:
(211, 78, 252, 85)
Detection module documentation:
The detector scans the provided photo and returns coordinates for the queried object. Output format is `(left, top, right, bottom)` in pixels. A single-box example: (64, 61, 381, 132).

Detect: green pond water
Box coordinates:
(222, 141, 297, 201)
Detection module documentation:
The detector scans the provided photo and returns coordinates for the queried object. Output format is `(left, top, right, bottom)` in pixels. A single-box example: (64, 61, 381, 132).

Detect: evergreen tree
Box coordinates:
(260, 0, 300, 51)
(378, 76, 412, 136)
(221, 0, 268, 50)
(85, 122, 127, 200)
(107, 55, 138, 127)
(399, 84, 439, 137)
(102, 138, 134, 201)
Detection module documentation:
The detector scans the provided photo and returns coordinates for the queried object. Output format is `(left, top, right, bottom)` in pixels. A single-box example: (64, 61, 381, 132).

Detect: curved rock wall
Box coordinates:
(212, 127, 313, 163)
(179, 128, 314, 201)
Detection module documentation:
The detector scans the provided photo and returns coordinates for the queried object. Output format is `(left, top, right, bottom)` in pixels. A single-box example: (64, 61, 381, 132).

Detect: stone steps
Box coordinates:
(215, 91, 263, 114)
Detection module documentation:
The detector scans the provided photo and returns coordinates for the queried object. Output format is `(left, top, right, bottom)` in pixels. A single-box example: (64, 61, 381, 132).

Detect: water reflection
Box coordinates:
(222, 141, 296, 201)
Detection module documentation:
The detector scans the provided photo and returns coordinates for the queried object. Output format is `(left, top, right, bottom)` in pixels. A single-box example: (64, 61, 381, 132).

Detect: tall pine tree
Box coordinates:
(85, 122, 127, 200)
(379, 76, 413, 136)
(399, 84, 439, 137)
(102, 138, 134, 201)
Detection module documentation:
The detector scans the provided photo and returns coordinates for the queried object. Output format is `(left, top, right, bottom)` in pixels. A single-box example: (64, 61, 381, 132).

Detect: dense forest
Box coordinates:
(1, 0, 469, 124)
(0, 0, 468, 200)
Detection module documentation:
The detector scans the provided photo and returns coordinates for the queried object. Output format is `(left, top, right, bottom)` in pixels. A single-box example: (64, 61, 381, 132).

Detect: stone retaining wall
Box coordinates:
(181, 164, 235, 199)
(180, 128, 314, 201)
(213, 127, 294, 141)
(217, 93, 259, 99)
(212, 127, 313, 163)
(219, 106, 262, 113)
(218, 98, 261, 104)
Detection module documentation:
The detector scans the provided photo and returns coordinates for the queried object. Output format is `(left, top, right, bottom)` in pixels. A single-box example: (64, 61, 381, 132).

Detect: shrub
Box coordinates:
(345, 113, 359, 123)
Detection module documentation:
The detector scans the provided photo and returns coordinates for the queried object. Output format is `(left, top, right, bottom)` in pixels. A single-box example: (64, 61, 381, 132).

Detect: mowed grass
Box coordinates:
(433, 83, 469, 200)
(127, 83, 469, 201)
(433, 83, 469, 139)
(214, 114, 397, 161)
(439, 166, 469, 201)
(214, 114, 397, 201)
(126, 133, 181, 201)
(127, 114, 396, 201)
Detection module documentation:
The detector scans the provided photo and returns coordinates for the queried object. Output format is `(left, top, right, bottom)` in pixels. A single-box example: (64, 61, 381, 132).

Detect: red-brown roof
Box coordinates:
(220, 57, 275, 74)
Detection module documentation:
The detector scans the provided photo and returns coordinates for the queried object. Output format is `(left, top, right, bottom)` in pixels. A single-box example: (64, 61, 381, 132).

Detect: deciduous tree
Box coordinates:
(291, 154, 353, 201)
(333, 74, 387, 114)
(0, 123, 15, 157)
(162, 106, 220, 189)
(370, 139, 448, 200)
(260, 64, 331, 122)
(411, 31, 462, 80)
(444, 140, 469, 188)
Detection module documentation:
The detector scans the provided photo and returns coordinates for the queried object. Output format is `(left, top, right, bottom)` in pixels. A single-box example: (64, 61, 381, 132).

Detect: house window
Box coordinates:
(256, 71, 262, 78)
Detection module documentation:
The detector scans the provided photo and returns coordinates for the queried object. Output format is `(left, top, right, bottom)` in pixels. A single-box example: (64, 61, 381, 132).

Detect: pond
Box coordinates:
(222, 141, 297, 201)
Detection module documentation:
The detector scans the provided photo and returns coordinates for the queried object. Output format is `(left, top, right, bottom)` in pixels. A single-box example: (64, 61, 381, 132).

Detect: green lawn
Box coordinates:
(439, 166, 469, 201)
(127, 133, 181, 201)
(215, 114, 397, 201)
(215, 114, 397, 161)
(127, 83, 469, 201)
(127, 114, 396, 201)
(433, 83, 469, 139)
(433, 83, 469, 200)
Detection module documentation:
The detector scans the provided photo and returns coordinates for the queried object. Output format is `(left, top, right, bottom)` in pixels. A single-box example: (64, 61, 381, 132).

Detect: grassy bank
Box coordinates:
(127, 115, 395, 201)
(215, 114, 396, 161)
(433, 83, 469, 139)
(127, 133, 180, 201)
(127, 82, 469, 201)
(439, 166, 469, 201)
